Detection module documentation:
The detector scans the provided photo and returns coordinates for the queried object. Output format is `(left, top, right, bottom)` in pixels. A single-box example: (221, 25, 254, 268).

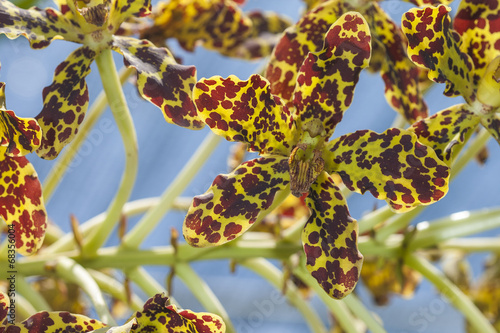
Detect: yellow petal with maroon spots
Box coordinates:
(0, 311, 105, 332)
(113, 36, 204, 130)
(0, 0, 83, 49)
(409, 104, 480, 165)
(109, 0, 151, 32)
(130, 293, 225, 333)
(143, 0, 252, 53)
(0, 155, 47, 255)
(219, 11, 292, 59)
(193, 75, 297, 155)
(404, 0, 454, 5)
(302, 171, 362, 299)
(366, 3, 428, 123)
(0, 82, 6, 109)
(0, 291, 8, 325)
(324, 128, 450, 213)
(183, 156, 290, 247)
(293, 11, 371, 140)
(0, 109, 41, 157)
(35, 46, 95, 160)
(265, 0, 348, 105)
(481, 113, 500, 146)
(454, 0, 500, 80)
(402, 5, 476, 103)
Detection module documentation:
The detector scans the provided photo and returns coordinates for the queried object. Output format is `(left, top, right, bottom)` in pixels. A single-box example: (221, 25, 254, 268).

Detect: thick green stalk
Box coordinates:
(43, 66, 134, 203)
(405, 253, 495, 333)
(51, 257, 116, 325)
(240, 258, 328, 333)
(342, 294, 386, 333)
(121, 132, 221, 249)
(293, 265, 359, 333)
(409, 208, 500, 250)
(16, 276, 52, 312)
(358, 205, 393, 234)
(175, 263, 235, 333)
(440, 238, 500, 252)
(43, 198, 160, 254)
(126, 266, 179, 307)
(87, 268, 144, 312)
(15, 294, 37, 321)
(81, 49, 138, 256)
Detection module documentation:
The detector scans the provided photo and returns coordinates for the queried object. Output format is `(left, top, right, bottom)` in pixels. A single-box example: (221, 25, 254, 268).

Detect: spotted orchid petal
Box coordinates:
(302, 172, 363, 299)
(113, 36, 203, 129)
(109, 0, 151, 32)
(0, 0, 82, 49)
(130, 293, 225, 333)
(481, 113, 500, 145)
(454, 0, 500, 79)
(0, 155, 47, 255)
(193, 74, 297, 155)
(404, 0, 454, 5)
(35, 46, 95, 160)
(0, 310, 105, 332)
(183, 156, 290, 247)
(409, 104, 480, 165)
(324, 128, 450, 212)
(0, 291, 8, 325)
(293, 11, 371, 140)
(219, 11, 292, 59)
(366, 3, 428, 122)
(1, 109, 41, 157)
(265, 0, 347, 105)
(144, 0, 252, 53)
(402, 5, 476, 103)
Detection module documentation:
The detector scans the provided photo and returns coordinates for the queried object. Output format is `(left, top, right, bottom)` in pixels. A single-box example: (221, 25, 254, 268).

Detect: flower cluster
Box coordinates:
(183, 12, 450, 298)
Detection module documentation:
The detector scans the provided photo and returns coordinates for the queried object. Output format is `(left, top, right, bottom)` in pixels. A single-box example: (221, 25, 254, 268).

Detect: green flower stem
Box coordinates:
(440, 237, 500, 252)
(15, 293, 37, 321)
(44, 197, 159, 254)
(409, 207, 500, 250)
(358, 205, 393, 234)
(405, 253, 496, 333)
(293, 265, 359, 333)
(81, 49, 138, 257)
(374, 206, 424, 242)
(281, 216, 308, 243)
(121, 131, 221, 249)
(175, 262, 235, 333)
(240, 258, 328, 333)
(51, 257, 116, 325)
(126, 266, 179, 307)
(450, 128, 491, 179)
(42, 66, 134, 203)
(43, 223, 65, 247)
(342, 294, 386, 333)
(87, 268, 144, 312)
(16, 275, 52, 312)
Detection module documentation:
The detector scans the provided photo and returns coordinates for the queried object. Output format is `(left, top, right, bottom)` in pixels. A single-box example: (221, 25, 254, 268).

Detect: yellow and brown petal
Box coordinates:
(130, 293, 225, 333)
(35, 46, 95, 160)
(402, 5, 476, 103)
(366, 3, 428, 123)
(0, 108, 41, 157)
(409, 104, 480, 165)
(113, 36, 203, 129)
(265, 0, 347, 105)
(143, 0, 252, 53)
(0, 0, 82, 49)
(0, 155, 47, 255)
(293, 11, 371, 140)
(0, 291, 8, 325)
(302, 172, 362, 299)
(453, 0, 500, 80)
(324, 128, 450, 212)
(183, 156, 290, 247)
(0, 310, 105, 333)
(193, 74, 297, 155)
